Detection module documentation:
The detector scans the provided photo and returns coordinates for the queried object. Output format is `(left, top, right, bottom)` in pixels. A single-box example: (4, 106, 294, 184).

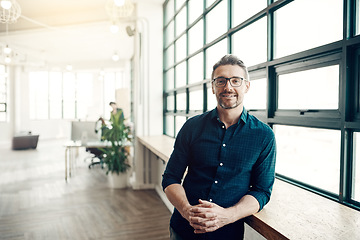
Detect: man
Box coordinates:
(109, 101, 124, 124)
(162, 54, 276, 239)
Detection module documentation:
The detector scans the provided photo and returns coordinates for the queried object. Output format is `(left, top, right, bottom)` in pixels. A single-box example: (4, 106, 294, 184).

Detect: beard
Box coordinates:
(217, 91, 242, 109)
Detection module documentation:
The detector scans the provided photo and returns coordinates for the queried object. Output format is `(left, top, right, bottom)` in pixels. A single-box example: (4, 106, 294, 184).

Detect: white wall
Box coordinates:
(133, 1, 163, 137)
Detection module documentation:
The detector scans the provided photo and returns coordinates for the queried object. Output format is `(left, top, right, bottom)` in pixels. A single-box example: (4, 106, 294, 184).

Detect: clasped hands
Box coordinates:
(184, 199, 234, 234)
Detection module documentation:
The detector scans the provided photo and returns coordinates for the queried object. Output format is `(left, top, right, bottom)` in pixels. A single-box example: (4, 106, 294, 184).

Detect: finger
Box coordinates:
(191, 212, 217, 219)
(194, 225, 219, 234)
(189, 216, 216, 226)
(198, 199, 213, 207)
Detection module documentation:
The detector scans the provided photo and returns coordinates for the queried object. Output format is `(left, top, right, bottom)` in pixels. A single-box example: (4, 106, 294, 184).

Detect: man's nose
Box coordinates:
(223, 79, 233, 90)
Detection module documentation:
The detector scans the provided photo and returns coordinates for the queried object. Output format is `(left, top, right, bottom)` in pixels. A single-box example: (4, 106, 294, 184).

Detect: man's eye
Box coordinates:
(232, 79, 240, 84)
(217, 79, 225, 83)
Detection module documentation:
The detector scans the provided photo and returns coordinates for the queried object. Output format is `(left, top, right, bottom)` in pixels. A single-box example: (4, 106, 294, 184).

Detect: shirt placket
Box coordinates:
(207, 118, 232, 203)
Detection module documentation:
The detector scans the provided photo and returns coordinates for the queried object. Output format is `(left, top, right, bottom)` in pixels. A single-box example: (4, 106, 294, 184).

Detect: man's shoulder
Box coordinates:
(247, 114, 275, 136)
(186, 110, 214, 124)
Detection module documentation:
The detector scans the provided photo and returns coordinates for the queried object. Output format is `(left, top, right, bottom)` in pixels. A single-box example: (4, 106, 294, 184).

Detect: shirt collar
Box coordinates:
(211, 107, 248, 125)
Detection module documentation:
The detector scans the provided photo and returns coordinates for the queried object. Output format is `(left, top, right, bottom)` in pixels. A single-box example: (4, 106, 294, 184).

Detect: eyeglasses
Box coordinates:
(212, 77, 247, 88)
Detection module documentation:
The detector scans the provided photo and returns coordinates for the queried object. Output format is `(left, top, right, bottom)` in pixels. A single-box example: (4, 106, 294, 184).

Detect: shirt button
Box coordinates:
(222, 143, 226, 147)
(209, 199, 213, 202)
(215, 180, 218, 184)
(222, 125, 225, 129)
(220, 163, 223, 166)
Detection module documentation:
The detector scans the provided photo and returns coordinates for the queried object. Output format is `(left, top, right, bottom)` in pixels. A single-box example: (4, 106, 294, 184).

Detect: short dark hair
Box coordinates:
(211, 54, 250, 81)
(109, 102, 116, 106)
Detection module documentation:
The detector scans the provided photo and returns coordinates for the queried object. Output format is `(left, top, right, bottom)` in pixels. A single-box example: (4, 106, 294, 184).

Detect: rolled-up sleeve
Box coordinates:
(162, 124, 190, 191)
(247, 132, 276, 210)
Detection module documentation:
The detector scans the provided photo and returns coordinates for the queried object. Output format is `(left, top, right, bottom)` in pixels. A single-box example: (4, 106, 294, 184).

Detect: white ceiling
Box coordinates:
(0, 0, 164, 70)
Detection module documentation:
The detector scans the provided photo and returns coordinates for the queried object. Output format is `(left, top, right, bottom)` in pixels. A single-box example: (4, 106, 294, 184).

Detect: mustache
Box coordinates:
(220, 91, 237, 95)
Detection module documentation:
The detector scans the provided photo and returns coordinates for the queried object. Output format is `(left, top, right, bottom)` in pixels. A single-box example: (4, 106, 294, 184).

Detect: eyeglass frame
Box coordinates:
(212, 76, 248, 88)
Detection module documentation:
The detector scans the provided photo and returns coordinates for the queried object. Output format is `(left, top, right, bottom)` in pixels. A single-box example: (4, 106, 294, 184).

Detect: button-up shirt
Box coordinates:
(162, 108, 276, 239)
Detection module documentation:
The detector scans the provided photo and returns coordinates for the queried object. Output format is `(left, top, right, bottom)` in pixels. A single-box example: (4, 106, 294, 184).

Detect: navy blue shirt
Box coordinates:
(162, 108, 276, 240)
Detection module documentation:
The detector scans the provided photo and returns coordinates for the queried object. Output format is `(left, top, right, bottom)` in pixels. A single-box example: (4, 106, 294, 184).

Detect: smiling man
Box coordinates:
(162, 54, 276, 240)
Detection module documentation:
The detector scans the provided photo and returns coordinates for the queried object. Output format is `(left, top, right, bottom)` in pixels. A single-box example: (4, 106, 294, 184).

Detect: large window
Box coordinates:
(163, 0, 360, 210)
(0, 64, 8, 122)
(29, 70, 124, 120)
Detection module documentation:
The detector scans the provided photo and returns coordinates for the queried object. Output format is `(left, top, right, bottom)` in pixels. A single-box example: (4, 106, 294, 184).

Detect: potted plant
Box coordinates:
(99, 110, 132, 188)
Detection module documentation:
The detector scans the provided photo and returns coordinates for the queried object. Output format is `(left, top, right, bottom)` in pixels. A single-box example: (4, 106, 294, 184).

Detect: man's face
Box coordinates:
(212, 64, 250, 110)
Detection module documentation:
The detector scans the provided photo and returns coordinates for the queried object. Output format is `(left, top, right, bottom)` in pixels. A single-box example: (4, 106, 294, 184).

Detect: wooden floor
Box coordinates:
(0, 139, 171, 240)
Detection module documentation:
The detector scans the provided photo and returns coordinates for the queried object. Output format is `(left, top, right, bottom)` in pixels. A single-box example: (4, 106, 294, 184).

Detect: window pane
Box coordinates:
(49, 72, 62, 119)
(206, 0, 216, 8)
(188, 52, 203, 84)
(176, 92, 186, 111)
(207, 86, 217, 110)
(103, 72, 116, 118)
(278, 65, 339, 110)
(275, 0, 343, 58)
(165, 20, 174, 47)
(165, 0, 174, 24)
(175, 62, 187, 88)
(274, 125, 340, 194)
(165, 115, 174, 137)
(165, 68, 174, 90)
(188, 19, 203, 55)
(232, 17, 267, 67)
(0, 65, 7, 122)
(189, 88, 203, 111)
(165, 44, 174, 69)
(189, 0, 203, 24)
(244, 78, 266, 110)
(205, 39, 228, 79)
(63, 72, 76, 119)
(29, 72, 49, 119)
(175, 116, 187, 136)
(176, 34, 187, 62)
(0, 103, 5, 111)
(77, 73, 93, 120)
(206, 0, 227, 44)
(353, 132, 360, 202)
(176, 7, 187, 37)
(233, 0, 267, 26)
(167, 95, 174, 111)
(176, 0, 186, 11)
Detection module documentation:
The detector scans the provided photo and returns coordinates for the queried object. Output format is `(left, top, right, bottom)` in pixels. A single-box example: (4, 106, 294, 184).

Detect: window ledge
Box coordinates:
(136, 135, 360, 239)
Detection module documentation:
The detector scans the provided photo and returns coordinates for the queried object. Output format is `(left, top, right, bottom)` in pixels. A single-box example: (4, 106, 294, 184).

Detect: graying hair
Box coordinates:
(211, 54, 250, 81)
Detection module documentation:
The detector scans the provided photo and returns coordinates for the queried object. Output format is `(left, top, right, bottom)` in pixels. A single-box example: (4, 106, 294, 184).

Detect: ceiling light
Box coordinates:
(110, 24, 119, 34)
(114, 0, 125, 7)
(105, 0, 134, 19)
(3, 45, 11, 54)
(0, 0, 21, 23)
(4, 56, 11, 64)
(1, 0, 12, 10)
(112, 53, 119, 62)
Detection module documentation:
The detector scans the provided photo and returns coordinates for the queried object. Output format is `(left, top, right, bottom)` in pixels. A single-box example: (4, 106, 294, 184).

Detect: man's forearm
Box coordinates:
(164, 183, 192, 221)
(227, 194, 260, 223)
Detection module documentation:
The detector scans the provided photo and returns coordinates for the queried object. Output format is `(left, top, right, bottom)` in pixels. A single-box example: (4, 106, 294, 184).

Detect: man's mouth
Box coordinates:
(220, 92, 237, 98)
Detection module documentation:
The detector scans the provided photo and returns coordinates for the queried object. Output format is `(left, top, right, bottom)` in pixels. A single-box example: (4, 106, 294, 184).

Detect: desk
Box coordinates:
(64, 141, 111, 181)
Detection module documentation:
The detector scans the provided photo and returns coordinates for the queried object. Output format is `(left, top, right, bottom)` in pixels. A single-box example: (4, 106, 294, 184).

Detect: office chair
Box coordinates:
(85, 117, 107, 169)
(85, 147, 104, 169)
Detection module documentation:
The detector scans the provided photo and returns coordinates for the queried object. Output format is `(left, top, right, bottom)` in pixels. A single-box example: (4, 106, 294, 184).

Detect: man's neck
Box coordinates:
(217, 105, 243, 129)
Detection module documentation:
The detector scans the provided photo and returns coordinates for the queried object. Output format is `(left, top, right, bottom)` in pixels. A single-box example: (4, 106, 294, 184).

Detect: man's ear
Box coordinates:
(245, 81, 250, 93)
(212, 82, 215, 94)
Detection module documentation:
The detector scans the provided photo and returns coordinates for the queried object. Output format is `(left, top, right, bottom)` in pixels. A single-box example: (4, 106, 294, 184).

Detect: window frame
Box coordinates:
(162, 0, 360, 211)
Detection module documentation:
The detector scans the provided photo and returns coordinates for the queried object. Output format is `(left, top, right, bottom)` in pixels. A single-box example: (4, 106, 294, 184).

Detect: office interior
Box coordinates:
(1, 0, 360, 239)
